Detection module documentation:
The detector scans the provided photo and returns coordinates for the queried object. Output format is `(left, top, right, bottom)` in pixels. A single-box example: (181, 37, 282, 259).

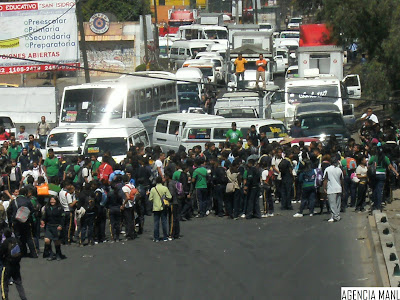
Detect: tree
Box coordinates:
(82, 0, 150, 22)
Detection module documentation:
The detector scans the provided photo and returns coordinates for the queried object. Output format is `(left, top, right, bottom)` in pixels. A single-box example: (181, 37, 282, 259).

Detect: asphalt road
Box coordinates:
(10, 205, 376, 300)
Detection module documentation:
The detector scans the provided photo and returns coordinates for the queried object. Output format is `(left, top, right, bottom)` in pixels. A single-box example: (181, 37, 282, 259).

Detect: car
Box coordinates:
(285, 65, 299, 79)
(287, 17, 302, 30)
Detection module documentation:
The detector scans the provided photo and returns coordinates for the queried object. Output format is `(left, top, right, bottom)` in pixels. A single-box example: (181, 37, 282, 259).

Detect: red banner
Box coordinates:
(299, 24, 335, 47)
(0, 63, 79, 75)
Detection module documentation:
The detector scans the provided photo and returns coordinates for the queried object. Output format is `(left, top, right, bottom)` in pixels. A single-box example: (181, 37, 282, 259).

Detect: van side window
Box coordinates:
(127, 91, 136, 117)
(169, 121, 180, 135)
(139, 131, 149, 146)
(133, 134, 141, 145)
(171, 48, 178, 55)
(156, 119, 168, 133)
(154, 87, 160, 110)
(179, 48, 186, 55)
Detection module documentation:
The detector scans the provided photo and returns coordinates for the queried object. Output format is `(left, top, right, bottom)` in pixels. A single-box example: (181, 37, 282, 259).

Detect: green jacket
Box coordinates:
(149, 184, 172, 212)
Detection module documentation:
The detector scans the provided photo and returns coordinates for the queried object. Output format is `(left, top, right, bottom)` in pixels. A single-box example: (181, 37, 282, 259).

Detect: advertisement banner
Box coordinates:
(0, 0, 79, 75)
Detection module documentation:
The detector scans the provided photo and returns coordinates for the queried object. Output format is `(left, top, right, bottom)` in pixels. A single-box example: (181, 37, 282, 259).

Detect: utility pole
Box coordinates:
(142, 0, 149, 70)
(76, 0, 90, 83)
(235, 0, 239, 24)
(254, 0, 258, 24)
(153, 0, 160, 66)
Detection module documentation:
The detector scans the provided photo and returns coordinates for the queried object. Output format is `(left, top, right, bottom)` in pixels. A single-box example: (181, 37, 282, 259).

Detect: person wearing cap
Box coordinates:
(234, 53, 247, 81)
(226, 122, 243, 145)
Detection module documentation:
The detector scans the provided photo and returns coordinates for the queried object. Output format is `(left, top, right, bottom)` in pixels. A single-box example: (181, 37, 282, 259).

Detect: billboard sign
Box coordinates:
(0, 0, 79, 75)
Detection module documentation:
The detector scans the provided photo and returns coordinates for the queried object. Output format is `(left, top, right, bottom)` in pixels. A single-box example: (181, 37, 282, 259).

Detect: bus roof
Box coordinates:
(49, 124, 95, 134)
(157, 113, 223, 123)
(285, 76, 340, 87)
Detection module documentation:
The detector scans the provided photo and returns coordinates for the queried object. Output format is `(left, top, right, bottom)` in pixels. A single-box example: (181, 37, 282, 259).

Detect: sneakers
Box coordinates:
(328, 218, 334, 222)
(163, 238, 169, 242)
(240, 214, 245, 218)
(153, 239, 159, 243)
(309, 214, 313, 217)
(293, 213, 303, 218)
(206, 210, 210, 216)
(268, 213, 274, 217)
(297, 200, 301, 203)
(261, 214, 268, 218)
(274, 200, 279, 204)
(291, 200, 297, 204)
(168, 237, 173, 241)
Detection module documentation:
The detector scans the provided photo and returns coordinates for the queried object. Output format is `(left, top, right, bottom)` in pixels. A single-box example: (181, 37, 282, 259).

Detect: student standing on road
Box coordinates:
(41, 196, 66, 261)
(43, 149, 60, 183)
(255, 53, 267, 89)
(36, 116, 51, 148)
(226, 122, 243, 145)
(234, 53, 247, 81)
(0, 228, 28, 300)
(355, 156, 368, 212)
(293, 159, 316, 217)
(149, 176, 172, 242)
(278, 150, 294, 210)
(323, 157, 344, 222)
(192, 157, 208, 218)
(166, 172, 180, 240)
(244, 159, 261, 219)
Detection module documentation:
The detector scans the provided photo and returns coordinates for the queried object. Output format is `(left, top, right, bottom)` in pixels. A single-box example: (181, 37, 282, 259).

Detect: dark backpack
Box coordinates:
(65, 165, 77, 181)
(8, 238, 21, 262)
(76, 167, 86, 185)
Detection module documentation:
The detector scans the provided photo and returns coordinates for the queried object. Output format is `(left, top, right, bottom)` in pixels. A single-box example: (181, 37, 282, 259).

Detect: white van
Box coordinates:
(46, 125, 94, 157)
(170, 40, 208, 68)
(82, 119, 150, 163)
(182, 60, 216, 83)
(181, 118, 288, 150)
(176, 67, 204, 111)
(152, 113, 223, 152)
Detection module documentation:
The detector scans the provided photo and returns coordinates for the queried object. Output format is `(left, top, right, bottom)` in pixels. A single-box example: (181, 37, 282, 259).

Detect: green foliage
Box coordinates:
(82, 0, 150, 22)
(135, 63, 162, 72)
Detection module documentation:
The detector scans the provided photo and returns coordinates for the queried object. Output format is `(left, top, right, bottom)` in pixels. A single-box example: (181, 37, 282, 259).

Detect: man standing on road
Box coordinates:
(226, 122, 243, 145)
(360, 108, 379, 125)
(256, 53, 267, 89)
(323, 157, 344, 222)
(234, 53, 247, 82)
(192, 157, 208, 218)
(36, 116, 51, 148)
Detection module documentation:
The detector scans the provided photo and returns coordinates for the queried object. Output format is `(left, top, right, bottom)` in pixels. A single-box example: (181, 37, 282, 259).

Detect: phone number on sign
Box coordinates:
(0, 63, 79, 74)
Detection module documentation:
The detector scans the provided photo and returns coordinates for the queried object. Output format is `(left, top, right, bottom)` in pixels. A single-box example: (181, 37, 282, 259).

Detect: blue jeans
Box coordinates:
(372, 174, 386, 210)
(197, 188, 208, 217)
(344, 175, 357, 207)
(299, 186, 316, 214)
(153, 210, 168, 240)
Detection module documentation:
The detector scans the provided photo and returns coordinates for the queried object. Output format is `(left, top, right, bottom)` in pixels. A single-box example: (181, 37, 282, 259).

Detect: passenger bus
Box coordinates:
(59, 75, 179, 133)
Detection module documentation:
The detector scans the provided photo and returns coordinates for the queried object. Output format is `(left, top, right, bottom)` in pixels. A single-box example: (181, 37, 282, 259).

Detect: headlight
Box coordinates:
(320, 133, 326, 141)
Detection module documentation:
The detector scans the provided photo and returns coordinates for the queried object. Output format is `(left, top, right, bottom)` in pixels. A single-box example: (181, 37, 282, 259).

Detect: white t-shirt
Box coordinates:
(272, 157, 282, 180)
(16, 132, 29, 141)
(155, 160, 164, 176)
(356, 165, 368, 183)
(323, 165, 343, 194)
(361, 113, 379, 124)
(59, 189, 74, 212)
(122, 183, 135, 208)
(82, 167, 92, 185)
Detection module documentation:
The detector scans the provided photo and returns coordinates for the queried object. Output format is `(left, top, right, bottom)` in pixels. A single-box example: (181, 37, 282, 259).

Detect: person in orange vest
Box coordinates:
(256, 53, 267, 89)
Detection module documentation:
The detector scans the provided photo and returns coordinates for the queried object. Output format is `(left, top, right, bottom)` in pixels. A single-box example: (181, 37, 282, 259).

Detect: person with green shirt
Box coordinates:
(64, 156, 81, 185)
(226, 122, 243, 145)
(192, 157, 209, 218)
(368, 146, 398, 211)
(43, 149, 60, 182)
(7, 140, 21, 160)
(91, 154, 101, 180)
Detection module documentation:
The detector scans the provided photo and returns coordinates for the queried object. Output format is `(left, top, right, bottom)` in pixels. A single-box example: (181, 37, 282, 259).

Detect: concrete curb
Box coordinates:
(367, 215, 390, 286)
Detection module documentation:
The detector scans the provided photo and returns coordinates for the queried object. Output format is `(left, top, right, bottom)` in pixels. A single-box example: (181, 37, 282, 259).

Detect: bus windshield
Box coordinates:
(84, 137, 127, 157)
(47, 132, 87, 148)
(178, 83, 199, 93)
(61, 88, 124, 123)
(287, 85, 339, 104)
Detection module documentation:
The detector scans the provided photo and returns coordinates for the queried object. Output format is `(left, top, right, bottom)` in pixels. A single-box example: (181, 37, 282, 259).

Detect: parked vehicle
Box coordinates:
(83, 119, 150, 163)
(287, 17, 302, 30)
(152, 113, 223, 152)
(170, 40, 209, 68)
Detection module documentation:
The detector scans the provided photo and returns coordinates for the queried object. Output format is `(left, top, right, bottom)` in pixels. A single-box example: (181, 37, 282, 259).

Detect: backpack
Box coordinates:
(76, 167, 85, 185)
(8, 239, 21, 262)
(14, 200, 30, 223)
(175, 181, 184, 197)
(65, 165, 77, 181)
(314, 168, 323, 188)
(149, 163, 158, 185)
(124, 185, 138, 201)
(95, 188, 108, 207)
(346, 158, 357, 170)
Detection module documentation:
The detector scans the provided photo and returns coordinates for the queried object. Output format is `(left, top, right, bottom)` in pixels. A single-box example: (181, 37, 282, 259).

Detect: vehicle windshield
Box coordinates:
(259, 124, 288, 139)
(290, 18, 302, 23)
(47, 132, 87, 148)
(159, 46, 169, 56)
(260, 24, 272, 29)
(280, 32, 300, 38)
(178, 83, 199, 93)
(287, 85, 339, 104)
(277, 50, 288, 58)
(61, 88, 123, 123)
(300, 114, 345, 129)
(84, 137, 127, 157)
(197, 67, 213, 78)
(0, 117, 14, 129)
(179, 94, 200, 107)
(245, 61, 258, 71)
(204, 30, 228, 40)
(286, 68, 298, 78)
(217, 108, 257, 118)
(213, 128, 248, 140)
(168, 21, 193, 27)
(191, 47, 207, 58)
(237, 80, 258, 90)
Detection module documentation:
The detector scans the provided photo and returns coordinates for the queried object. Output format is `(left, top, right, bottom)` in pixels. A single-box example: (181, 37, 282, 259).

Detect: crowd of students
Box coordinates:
(0, 114, 397, 265)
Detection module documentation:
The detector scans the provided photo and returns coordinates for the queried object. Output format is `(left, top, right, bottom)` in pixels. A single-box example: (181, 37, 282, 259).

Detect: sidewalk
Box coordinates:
(384, 189, 400, 255)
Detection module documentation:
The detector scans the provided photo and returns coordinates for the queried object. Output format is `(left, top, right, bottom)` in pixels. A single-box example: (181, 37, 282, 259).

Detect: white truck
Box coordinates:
(0, 87, 57, 134)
